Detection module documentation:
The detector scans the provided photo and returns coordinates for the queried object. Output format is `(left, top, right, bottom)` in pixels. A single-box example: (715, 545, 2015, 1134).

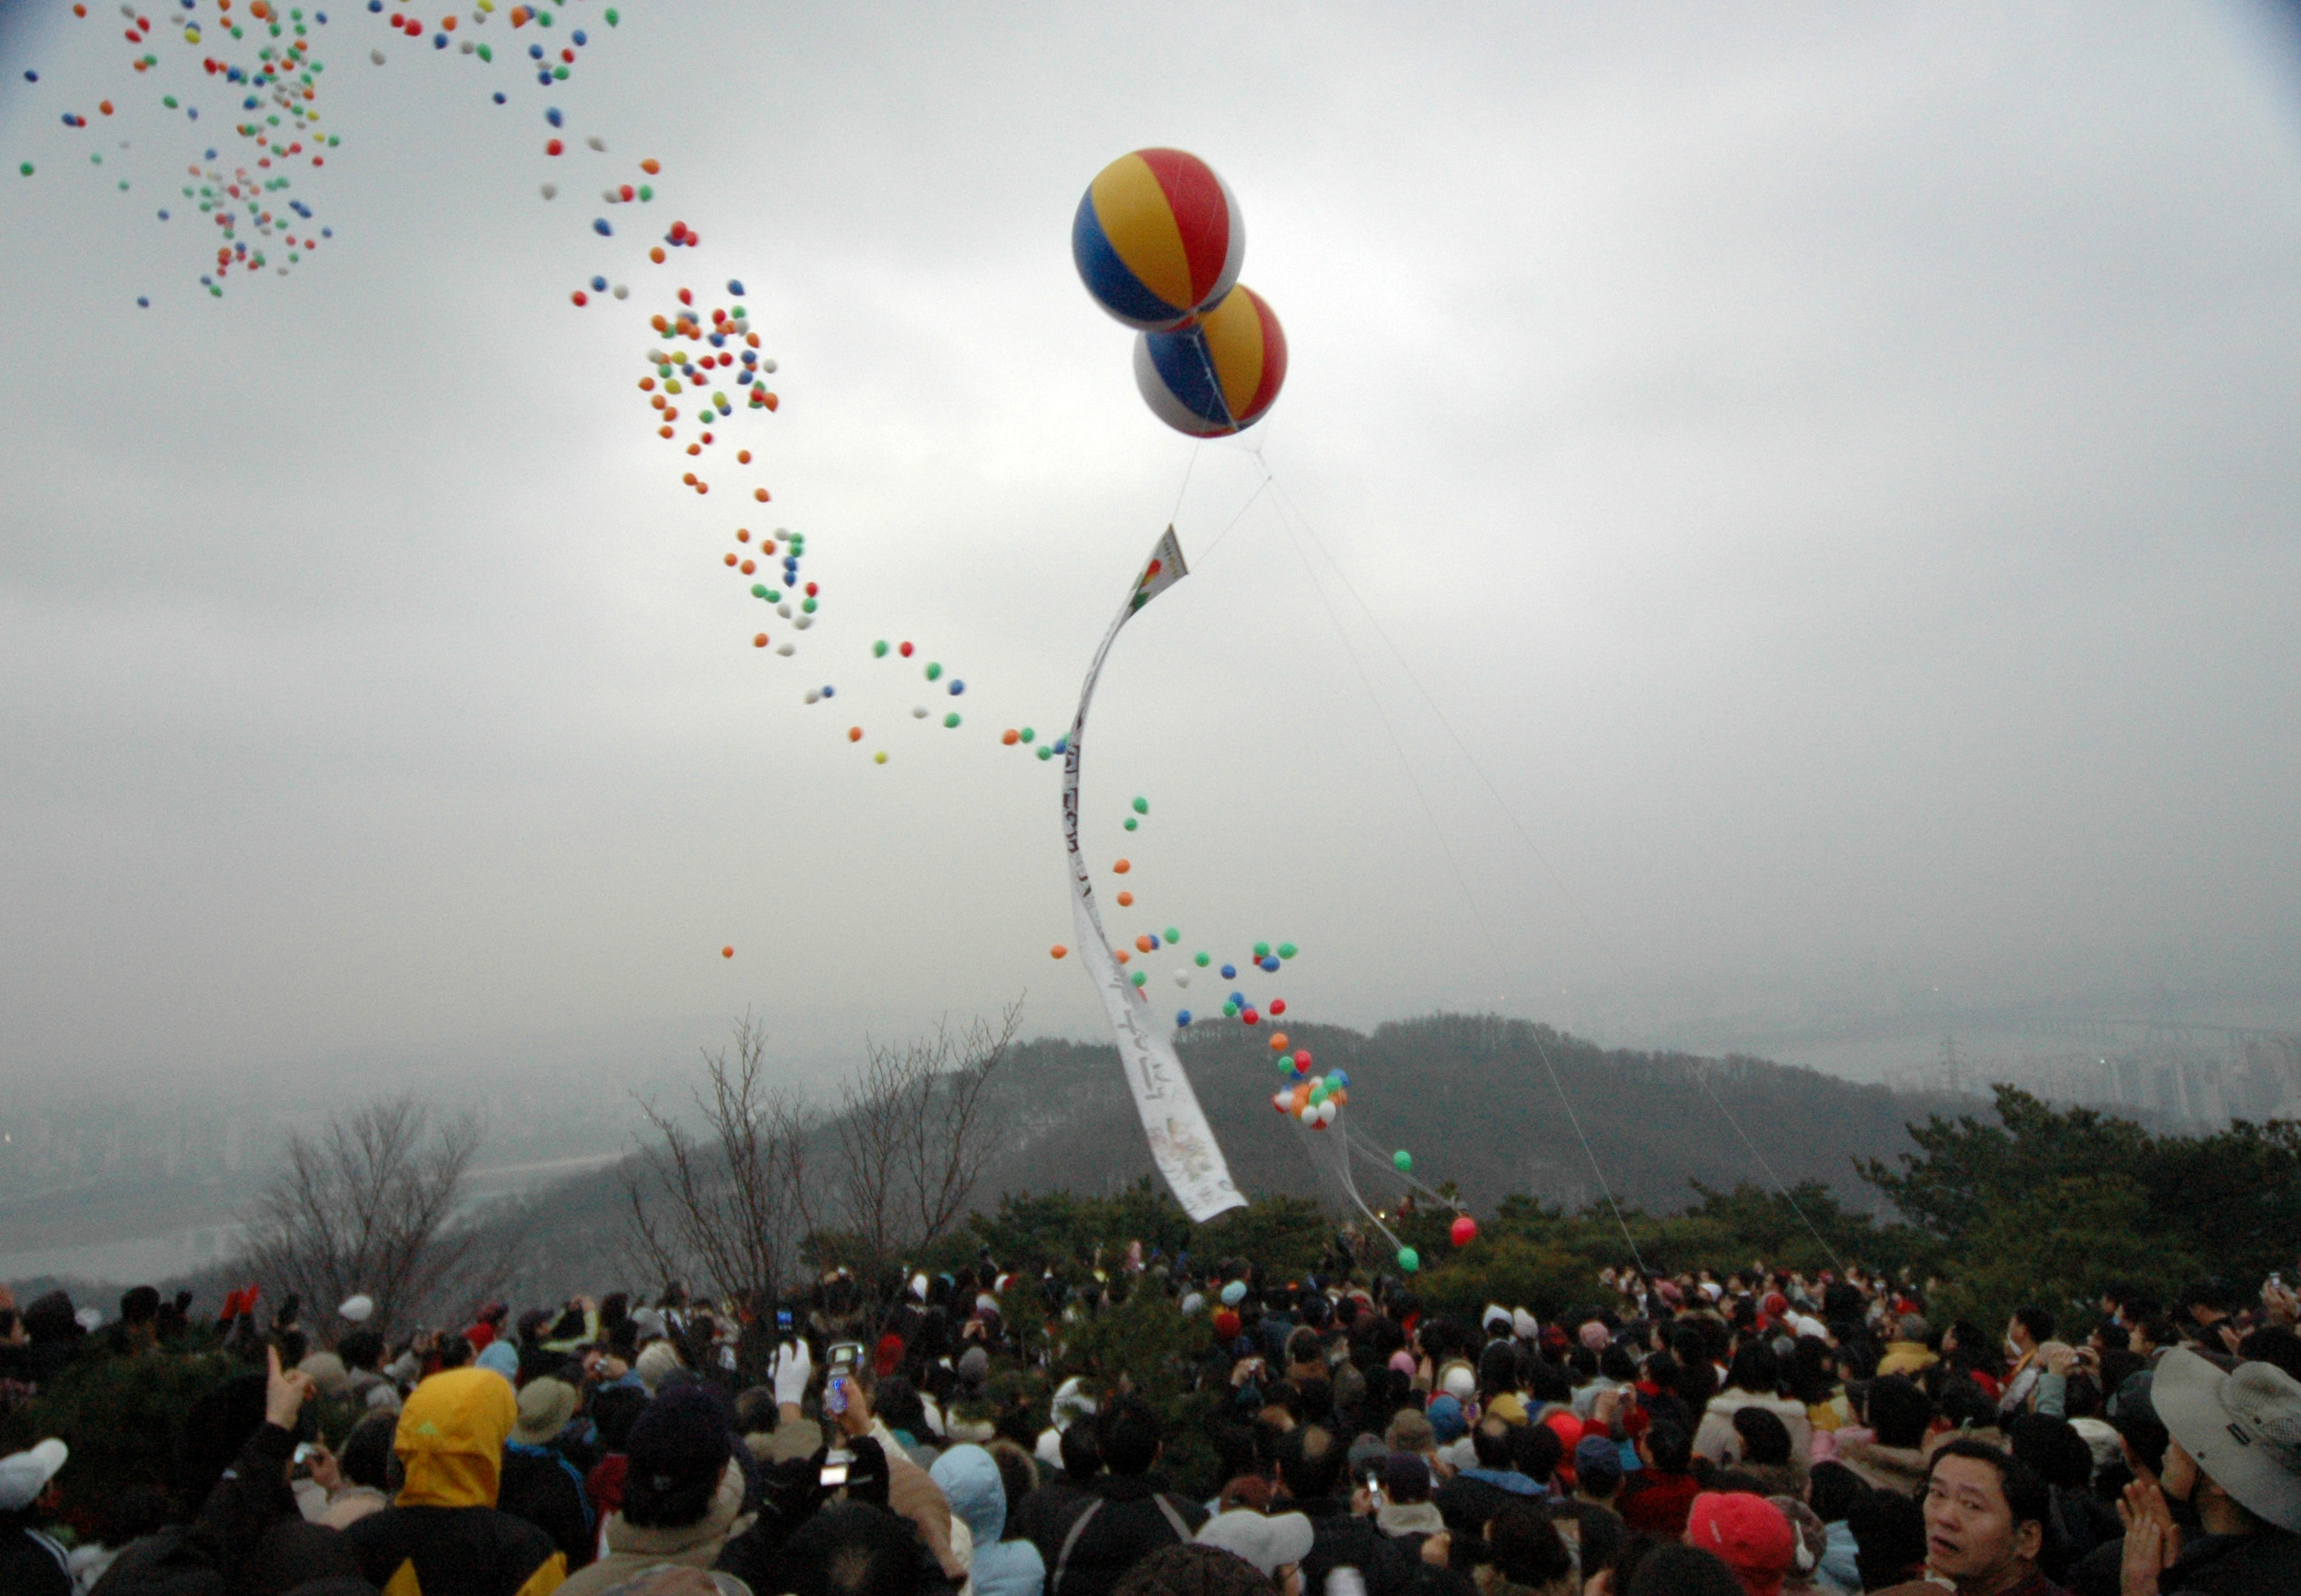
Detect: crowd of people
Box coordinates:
(3, 1256, 2299, 1596)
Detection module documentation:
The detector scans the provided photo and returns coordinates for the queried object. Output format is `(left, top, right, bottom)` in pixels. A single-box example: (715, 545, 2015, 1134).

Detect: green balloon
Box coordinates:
(1278, 943, 1298, 959)
(1195, 952, 1210, 967)
(873, 640, 888, 657)
(1020, 727, 1035, 742)
(1253, 941, 1271, 958)
(1309, 1087, 1328, 1106)
(1164, 927, 1180, 944)
(1223, 1001, 1239, 1017)
(1397, 1246, 1419, 1272)
(1124, 818, 1137, 831)
(605, 6, 620, 23)
(926, 662, 942, 681)
(801, 598, 816, 613)
(943, 712, 960, 729)
(1393, 1150, 1413, 1173)
(1132, 796, 1149, 814)
(1037, 747, 1052, 761)
(1131, 970, 1147, 988)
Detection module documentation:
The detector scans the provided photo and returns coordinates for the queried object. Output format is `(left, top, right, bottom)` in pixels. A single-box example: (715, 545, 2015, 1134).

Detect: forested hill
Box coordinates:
(972, 1013, 1971, 1216)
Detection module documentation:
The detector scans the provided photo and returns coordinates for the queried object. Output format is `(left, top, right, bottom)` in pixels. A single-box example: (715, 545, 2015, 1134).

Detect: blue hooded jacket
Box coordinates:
(931, 1444, 1046, 1596)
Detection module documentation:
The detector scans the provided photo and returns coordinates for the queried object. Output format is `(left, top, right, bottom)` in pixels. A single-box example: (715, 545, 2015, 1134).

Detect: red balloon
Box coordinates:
(1449, 1215, 1478, 1247)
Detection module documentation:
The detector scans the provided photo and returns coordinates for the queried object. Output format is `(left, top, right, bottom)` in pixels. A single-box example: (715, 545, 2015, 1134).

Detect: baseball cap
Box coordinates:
(1196, 1508, 1314, 1577)
(1687, 1491, 1795, 1596)
(0, 1441, 66, 1512)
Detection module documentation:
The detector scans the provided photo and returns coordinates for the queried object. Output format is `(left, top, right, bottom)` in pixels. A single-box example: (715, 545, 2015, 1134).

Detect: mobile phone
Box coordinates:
(820, 1462, 850, 1488)
(824, 1374, 849, 1416)
(777, 1309, 795, 1332)
(828, 1340, 862, 1371)
(292, 1443, 317, 1466)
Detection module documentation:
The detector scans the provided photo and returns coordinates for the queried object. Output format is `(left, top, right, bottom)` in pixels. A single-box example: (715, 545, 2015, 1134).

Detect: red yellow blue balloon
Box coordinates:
(1072, 148, 1244, 331)
(1132, 285, 1288, 436)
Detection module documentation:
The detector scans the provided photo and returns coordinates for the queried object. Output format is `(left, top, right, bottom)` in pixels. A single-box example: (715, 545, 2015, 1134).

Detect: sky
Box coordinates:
(2, 0, 2298, 1107)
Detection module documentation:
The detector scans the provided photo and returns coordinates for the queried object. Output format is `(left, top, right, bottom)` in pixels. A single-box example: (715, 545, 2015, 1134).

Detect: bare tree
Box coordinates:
(829, 1001, 1021, 1277)
(623, 1011, 814, 1316)
(242, 1094, 493, 1340)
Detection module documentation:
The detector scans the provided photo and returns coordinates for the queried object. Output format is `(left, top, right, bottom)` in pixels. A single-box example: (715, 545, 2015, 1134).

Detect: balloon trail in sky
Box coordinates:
(16, 7, 1452, 1241)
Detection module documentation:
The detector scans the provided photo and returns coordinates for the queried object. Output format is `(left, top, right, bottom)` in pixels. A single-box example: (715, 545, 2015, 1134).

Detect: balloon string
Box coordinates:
(1170, 442, 1202, 526)
(1260, 478, 1650, 1281)
(1262, 471, 1839, 1277)
(1193, 475, 1272, 567)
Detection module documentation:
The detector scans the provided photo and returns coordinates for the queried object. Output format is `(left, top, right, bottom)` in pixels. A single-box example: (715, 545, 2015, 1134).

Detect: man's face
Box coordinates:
(2158, 1438, 2199, 1504)
(1924, 1455, 2036, 1585)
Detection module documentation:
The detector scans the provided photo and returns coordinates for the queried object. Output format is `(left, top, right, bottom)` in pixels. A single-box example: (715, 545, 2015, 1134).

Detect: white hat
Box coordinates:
(1181, 1293, 1205, 1316)
(1482, 1304, 1511, 1333)
(1512, 1308, 1540, 1341)
(73, 1307, 102, 1332)
(1196, 1508, 1315, 1577)
(910, 1272, 930, 1302)
(0, 1441, 67, 1511)
(2152, 1349, 2301, 1534)
(1035, 1428, 1065, 1469)
(1441, 1364, 1478, 1403)
(1051, 1375, 1098, 1432)
(338, 1293, 375, 1325)
(1791, 1314, 1829, 1342)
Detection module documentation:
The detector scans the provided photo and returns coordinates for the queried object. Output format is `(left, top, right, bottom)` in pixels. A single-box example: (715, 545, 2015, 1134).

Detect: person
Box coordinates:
(2115, 1350, 2301, 1595)
(1846, 1485, 1928, 1592)
(1805, 1462, 1862, 1592)
(1569, 1438, 1622, 1512)
(1022, 1422, 1104, 1570)
(0, 1440, 70, 1596)
(501, 1376, 596, 1571)
(339, 1366, 571, 1596)
(1374, 1453, 1446, 1544)
(1272, 1423, 1410, 1596)
(1696, 1347, 1813, 1472)
(317, 1409, 401, 1528)
(1685, 1492, 1796, 1596)
(1871, 1439, 2062, 1596)
(1618, 1420, 1701, 1542)
(1195, 1504, 1314, 1587)
(1433, 1420, 1538, 1536)
(1877, 1319, 1939, 1379)
(768, 1500, 950, 1596)
(1051, 1396, 1208, 1596)
(559, 1385, 750, 1595)
(1838, 1377, 1934, 1497)
(934, 1442, 1047, 1596)
(823, 1354, 967, 1582)
(2000, 1310, 2057, 1418)
(1112, 1542, 1281, 1596)
(1625, 1542, 1747, 1596)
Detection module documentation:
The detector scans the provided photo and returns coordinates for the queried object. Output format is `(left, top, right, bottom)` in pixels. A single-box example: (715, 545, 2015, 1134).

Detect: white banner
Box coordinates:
(1062, 528, 1247, 1222)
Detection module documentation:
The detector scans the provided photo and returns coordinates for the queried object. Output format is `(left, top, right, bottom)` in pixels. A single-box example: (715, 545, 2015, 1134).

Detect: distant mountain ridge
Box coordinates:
(971, 1011, 1970, 1216)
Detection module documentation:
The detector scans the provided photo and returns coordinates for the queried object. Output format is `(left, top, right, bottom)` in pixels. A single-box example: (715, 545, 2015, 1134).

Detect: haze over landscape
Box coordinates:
(3, 3, 2298, 1282)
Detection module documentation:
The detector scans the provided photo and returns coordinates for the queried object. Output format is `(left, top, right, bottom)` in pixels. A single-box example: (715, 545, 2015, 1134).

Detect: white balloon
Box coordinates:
(1173, 971, 1190, 987)
(776, 603, 792, 618)
(775, 643, 796, 657)
(912, 706, 929, 719)
(803, 689, 821, 705)
(370, 48, 385, 64)
(540, 183, 557, 200)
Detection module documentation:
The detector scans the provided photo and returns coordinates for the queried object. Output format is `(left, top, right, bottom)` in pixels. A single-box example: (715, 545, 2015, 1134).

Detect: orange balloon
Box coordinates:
(736, 528, 751, 542)
(1289, 1083, 1311, 1110)
(738, 449, 753, 464)
(649, 245, 667, 264)
(1331, 1089, 1347, 1106)
(1269, 1032, 1288, 1051)
(752, 634, 768, 648)
(1050, 945, 1069, 959)
(848, 726, 862, 742)
(721, 945, 733, 958)
(658, 426, 673, 439)
(740, 559, 756, 575)
(1000, 729, 1019, 746)
(1116, 891, 1134, 907)
(753, 487, 770, 502)
(1115, 949, 1131, 964)
(640, 158, 662, 174)
(1135, 934, 1153, 953)
(722, 552, 737, 566)
(1112, 859, 1131, 874)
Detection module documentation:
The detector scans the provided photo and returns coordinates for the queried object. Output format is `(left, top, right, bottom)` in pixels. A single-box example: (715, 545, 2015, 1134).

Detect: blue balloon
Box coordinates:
(136, 296, 149, 307)
(367, 0, 381, 10)
(1229, 991, 1245, 1006)
(547, 107, 564, 127)
(1220, 965, 1236, 980)
(1147, 934, 1161, 950)
(822, 685, 835, 698)
(433, 32, 447, 47)
(590, 275, 606, 291)
(1177, 1010, 1192, 1026)
(1259, 956, 1280, 972)
(949, 680, 965, 696)
(728, 278, 746, 295)
(593, 218, 612, 236)
(572, 29, 587, 44)
(23, 70, 36, 82)
(494, 91, 507, 104)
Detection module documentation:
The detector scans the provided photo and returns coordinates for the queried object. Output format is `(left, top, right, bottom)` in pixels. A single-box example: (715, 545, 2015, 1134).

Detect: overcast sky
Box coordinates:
(2, 1, 2298, 1102)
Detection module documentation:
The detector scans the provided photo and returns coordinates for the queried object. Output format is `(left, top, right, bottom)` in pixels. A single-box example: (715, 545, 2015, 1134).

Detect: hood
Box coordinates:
(396, 1369, 518, 1509)
(928, 1442, 1007, 1542)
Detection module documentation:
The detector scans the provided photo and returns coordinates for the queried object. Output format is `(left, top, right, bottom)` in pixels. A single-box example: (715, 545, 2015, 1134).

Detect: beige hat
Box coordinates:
(514, 1377, 580, 1447)
(298, 1351, 351, 1401)
(2152, 1349, 2301, 1534)
(635, 1340, 685, 1395)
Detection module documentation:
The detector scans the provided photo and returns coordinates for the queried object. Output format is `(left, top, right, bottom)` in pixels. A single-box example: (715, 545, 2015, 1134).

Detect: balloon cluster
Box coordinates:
(1072, 148, 1288, 437)
(14, 0, 635, 302)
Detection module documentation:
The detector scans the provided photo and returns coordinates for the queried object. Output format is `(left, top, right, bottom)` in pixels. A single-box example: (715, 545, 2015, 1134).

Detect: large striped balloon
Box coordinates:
(1132, 285, 1288, 436)
(1072, 148, 1245, 331)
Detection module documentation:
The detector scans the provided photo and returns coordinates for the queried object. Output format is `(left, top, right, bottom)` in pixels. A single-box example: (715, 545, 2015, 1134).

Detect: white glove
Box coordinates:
(771, 1337, 813, 1409)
